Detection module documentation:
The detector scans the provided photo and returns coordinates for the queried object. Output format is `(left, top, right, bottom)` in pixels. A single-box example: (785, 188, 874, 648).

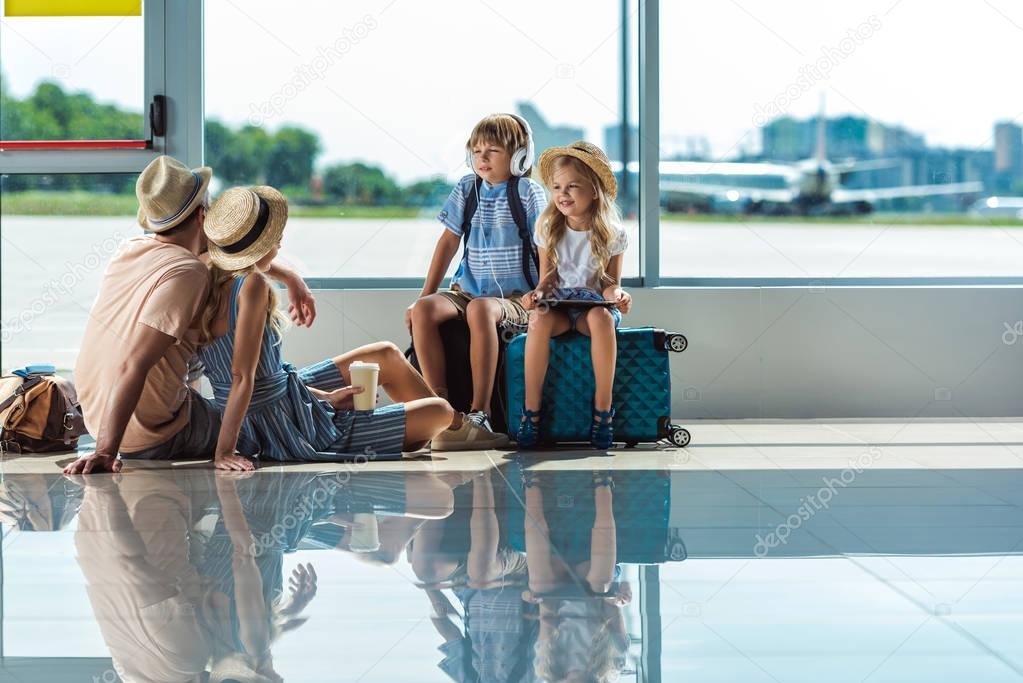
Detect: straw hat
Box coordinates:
(537, 141, 617, 200)
(204, 186, 288, 270)
(136, 155, 212, 233)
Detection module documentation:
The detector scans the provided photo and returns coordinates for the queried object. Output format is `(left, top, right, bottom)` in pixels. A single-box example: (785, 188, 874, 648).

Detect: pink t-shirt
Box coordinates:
(75, 236, 210, 452)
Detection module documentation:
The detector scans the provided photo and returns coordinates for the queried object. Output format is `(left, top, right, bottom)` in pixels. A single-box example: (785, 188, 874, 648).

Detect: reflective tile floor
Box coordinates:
(1, 421, 1022, 682)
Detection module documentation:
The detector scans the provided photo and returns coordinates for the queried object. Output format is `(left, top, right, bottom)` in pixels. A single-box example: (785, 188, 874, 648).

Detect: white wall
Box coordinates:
(281, 287, 1023, 419)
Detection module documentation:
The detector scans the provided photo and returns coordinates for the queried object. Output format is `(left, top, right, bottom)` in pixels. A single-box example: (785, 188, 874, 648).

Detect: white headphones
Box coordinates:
(465, 113, 535, 177)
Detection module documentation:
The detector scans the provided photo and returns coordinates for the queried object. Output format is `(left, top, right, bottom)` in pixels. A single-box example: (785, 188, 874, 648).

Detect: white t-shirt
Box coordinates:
(534, 225, 629, 290)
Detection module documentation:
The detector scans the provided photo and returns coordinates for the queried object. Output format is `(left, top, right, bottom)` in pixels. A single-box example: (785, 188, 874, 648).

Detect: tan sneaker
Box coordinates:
(432, 414, 510, 451)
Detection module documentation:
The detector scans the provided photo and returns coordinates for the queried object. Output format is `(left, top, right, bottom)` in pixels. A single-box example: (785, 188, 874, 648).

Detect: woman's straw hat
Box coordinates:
(537, 141, 617, 200)
(205, 185, 289, 270)
(136, 155, 212, 233)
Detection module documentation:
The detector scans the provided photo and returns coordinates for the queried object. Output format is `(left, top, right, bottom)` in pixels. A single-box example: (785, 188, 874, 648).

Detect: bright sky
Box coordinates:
(2, 0, 1022, 182)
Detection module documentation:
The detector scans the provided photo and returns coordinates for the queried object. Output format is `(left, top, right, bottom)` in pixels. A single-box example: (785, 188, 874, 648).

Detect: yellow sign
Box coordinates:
(4, 0, 142, 16)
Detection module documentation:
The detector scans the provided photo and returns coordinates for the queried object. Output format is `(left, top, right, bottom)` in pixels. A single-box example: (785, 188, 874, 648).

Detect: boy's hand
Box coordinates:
(604, 286, 632, 315)
(522, 289, 542, 311)
(405, 302, 416, 334)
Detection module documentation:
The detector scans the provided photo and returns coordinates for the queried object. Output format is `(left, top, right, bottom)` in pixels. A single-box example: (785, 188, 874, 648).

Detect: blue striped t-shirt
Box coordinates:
(438, 174, 548, 298)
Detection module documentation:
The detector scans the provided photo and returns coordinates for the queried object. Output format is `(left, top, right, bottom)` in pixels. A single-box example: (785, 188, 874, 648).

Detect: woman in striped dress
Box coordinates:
(198, 185, 457, 471)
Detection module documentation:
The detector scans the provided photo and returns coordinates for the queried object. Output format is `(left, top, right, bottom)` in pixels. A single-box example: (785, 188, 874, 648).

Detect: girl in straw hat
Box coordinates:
(518, 142, 632, 450)
(197, 185, 455, 470)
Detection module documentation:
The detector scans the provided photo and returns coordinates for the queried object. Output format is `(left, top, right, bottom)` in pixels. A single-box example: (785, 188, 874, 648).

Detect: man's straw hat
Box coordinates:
(536, 141, 617, 200)
(204, 185, 288, 270)
(136, 155, 212, 233)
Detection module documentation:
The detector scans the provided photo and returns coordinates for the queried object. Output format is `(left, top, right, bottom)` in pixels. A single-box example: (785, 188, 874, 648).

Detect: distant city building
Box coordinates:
(994, 121, 1023, 191)
(517, 102, 583, 155)
(760, 115, 924, 162)
(604, 123, 638, 163)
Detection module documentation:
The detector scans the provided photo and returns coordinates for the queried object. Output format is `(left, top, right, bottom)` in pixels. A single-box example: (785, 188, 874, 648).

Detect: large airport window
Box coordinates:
(658, 0, 1023, 278)
(205, 0, 639, 281)
(0, 3, 146, 143)
(0, 173, 138, 372)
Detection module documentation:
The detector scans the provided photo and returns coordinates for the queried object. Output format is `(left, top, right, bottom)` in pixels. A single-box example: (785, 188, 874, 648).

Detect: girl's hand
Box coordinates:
(604, 286, 632, 315)
(281, 563, 318, 616)
(326, 385, 365, 411)
(285, 276, 317, 327)
(215, 451, 255, 471)
(522, 289, 542, 311)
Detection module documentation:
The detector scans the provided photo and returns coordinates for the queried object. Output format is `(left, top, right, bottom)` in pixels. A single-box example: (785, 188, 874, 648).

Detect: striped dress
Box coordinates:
(197, 277, 406, 461)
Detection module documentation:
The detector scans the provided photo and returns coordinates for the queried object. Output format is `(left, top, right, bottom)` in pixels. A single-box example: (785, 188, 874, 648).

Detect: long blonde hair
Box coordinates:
(536, 156, 623, 289)
(535, 602, 629, 682)
(200, 264, 289, 344)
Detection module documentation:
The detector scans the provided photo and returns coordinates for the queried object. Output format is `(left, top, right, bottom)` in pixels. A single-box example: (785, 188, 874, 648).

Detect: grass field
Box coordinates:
(2, 191, 1021, 226)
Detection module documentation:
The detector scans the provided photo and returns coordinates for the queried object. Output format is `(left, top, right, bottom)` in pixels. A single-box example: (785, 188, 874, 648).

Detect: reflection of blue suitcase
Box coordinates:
(505, 327, 690, 447)
(502, 465, 686, 563)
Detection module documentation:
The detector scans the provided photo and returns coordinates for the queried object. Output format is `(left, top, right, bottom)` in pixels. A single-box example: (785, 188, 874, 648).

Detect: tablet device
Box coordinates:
(538, 298, 615, 309)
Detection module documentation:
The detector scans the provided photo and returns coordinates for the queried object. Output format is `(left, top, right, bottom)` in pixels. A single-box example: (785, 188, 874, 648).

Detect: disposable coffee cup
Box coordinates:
(349, 512, 381, 553)
(349, 361, 379, 411)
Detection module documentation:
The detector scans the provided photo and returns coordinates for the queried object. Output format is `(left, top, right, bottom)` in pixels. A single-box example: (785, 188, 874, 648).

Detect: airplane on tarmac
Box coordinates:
(647, 111, 983, 216)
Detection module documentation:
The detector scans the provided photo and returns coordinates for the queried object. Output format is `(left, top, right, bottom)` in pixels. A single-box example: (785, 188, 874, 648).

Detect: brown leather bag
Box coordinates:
(0, 373, 87, 454)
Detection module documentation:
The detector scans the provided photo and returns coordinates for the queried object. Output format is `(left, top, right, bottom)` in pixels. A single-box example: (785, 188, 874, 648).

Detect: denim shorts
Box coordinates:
(550, 287, 622, 330)
(120, 389, 221, 460)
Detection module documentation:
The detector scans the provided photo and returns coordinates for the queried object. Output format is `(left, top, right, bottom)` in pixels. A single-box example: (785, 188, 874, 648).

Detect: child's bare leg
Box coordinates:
(402, 397, 456, 450)
(576, 307, 618, 412)
(409, 295, 461, 398)
(586, 482, 618, 593)
(524, 307, 570, 411)
(465, 298, 504, 413)
(523, 483, 563, 594)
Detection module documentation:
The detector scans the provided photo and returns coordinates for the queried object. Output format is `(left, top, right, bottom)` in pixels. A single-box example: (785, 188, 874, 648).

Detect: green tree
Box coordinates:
(206, 121, 272, 186)
(266, 126, 320, 190)
(322, 162, 401, 205)
(403, 176, 450, 207)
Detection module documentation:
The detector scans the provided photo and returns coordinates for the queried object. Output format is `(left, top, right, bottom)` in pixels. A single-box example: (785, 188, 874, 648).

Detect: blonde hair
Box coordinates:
(535, 603, 629, 682)
(466, 113, 529, 154)
(537, 155, 623, 289)
(200, 264, 289, 345)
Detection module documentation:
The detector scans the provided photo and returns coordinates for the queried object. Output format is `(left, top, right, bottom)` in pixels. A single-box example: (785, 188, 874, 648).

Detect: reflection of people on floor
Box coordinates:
(521, 471, 631, 683)
(72, 470, 213, 683)
(300, 470, 459, 565)
(0, 472, 82, 531)
(411, 469, 538, 682)
(200, 472, 326, 682)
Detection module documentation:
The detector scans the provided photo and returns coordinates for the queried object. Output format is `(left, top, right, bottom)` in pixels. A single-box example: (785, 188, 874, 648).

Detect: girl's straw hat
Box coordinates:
(136, 155, 212, 232)
(537, 141, 618, 200)
(205, 185, 288, 270)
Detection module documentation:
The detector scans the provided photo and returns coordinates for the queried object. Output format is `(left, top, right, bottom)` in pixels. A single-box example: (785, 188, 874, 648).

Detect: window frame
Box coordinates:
(0, 0, 203, 174)
(2, 0, 1017, 288)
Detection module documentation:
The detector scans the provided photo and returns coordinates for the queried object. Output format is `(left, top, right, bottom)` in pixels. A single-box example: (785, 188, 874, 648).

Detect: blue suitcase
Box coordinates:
(505, 327, 690, 447)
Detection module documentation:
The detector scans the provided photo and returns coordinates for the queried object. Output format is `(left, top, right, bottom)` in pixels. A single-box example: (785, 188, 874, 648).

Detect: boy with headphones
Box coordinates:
(406, 113, 547, 450)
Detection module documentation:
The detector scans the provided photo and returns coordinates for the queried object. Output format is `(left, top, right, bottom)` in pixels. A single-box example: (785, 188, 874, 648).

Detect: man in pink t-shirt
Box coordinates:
(67, 156, 315, 474)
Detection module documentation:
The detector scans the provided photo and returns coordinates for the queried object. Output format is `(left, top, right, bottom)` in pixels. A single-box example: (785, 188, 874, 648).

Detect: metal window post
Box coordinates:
(638, 0, 660, 287)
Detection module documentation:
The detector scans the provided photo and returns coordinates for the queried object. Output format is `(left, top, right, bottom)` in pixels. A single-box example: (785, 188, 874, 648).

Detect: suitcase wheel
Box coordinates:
(669, 539, 688, 561)
(667, 333, 688, 353)
(624, 440, 639, 448)
(669, 426, 691, 447)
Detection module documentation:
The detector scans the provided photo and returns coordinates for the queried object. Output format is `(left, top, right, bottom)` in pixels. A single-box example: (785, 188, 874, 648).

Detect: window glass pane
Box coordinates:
(1, 173, 137, 371)
(0, 8, 145, 140)
(205, 0, 637, 279)
(659, 1, 1023, 278)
